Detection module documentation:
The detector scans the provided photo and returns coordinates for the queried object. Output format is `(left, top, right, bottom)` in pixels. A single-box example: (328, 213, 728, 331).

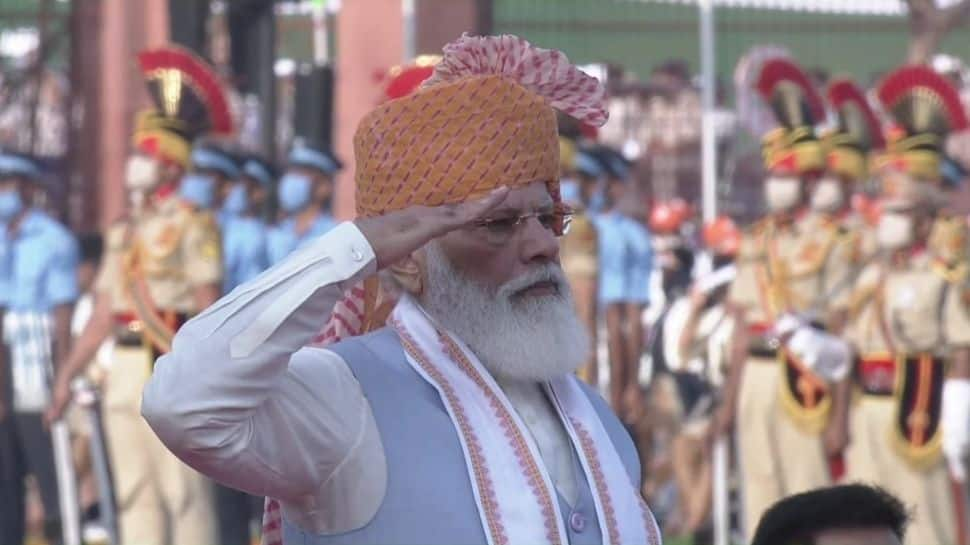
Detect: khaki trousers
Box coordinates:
(845, 396, 957, 545)
(104, 346, 216, 545)
(736, 358, 830, 539)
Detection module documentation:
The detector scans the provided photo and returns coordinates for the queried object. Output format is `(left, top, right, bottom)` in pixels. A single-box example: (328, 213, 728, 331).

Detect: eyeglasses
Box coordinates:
(471, 209, 574, 244)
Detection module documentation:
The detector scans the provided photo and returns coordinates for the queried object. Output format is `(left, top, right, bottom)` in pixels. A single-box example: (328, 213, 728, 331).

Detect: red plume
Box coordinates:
(384, 65, 435, 101)
(877, 65, 968, 132)
(138, 45, 234, 135)
(755, 58, 826, 122)
(827, 78, 885, 149)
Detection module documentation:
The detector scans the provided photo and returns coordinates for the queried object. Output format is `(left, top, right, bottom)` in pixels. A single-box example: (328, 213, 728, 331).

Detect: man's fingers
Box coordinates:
(450, 186, 510, 226)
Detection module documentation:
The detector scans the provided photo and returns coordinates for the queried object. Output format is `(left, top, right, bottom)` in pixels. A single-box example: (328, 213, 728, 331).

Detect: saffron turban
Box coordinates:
(353, 33, 609, 217)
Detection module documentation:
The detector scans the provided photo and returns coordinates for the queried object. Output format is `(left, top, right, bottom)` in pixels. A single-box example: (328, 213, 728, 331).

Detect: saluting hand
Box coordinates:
(354, 187, 510, 269)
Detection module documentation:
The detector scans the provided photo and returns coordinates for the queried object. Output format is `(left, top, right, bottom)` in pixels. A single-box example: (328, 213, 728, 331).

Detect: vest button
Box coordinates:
(569, 511, 587, 533)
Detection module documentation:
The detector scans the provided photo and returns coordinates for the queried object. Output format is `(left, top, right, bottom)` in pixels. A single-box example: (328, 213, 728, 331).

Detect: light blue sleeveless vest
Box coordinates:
(283, 327, 641, 545)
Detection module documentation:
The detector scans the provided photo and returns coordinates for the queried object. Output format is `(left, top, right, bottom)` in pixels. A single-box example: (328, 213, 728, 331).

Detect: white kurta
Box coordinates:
(141, 222, 581, 534)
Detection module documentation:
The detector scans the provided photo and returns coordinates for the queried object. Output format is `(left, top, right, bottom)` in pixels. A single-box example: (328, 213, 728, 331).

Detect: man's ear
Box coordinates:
(387, 249, 424, 296)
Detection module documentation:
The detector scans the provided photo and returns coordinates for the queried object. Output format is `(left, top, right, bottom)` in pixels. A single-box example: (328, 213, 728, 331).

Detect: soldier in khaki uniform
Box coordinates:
(929, 60, 970, 285)
(46, 45, 233, 545)
(844, 65, 970, 545)
(813, 78, 885, 268)
(792, 77, 888, 475)
(712, 58, 858, 539)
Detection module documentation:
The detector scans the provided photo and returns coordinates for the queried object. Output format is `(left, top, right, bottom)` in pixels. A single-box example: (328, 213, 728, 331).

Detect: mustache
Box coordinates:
(497, 264, 568, 299)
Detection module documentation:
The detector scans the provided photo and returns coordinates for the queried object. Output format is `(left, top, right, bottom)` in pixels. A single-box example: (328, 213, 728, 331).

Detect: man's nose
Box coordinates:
(518, 216, 560, 265)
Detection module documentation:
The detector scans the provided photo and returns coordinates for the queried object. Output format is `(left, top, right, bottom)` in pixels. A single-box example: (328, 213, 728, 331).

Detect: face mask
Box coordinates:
(764, 176, 801, 213)
(222, 184, 248, 216)
(278, 173, 312, 213)
(810, 177, 844, 213)
(179, 173, 216, 209)
(125, 155, 161, 191)
(0, 189, 23, 221)
(877, 212, 914, 251)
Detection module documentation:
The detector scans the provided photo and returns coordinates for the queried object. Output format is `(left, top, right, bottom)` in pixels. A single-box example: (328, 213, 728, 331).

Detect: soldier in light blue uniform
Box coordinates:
(182, 144, 236, 212)
(601, 151, 652, 308)
(223, 153, 274, 294)
(267, 144, 342, 264)
(584, 146, 653, 422)
(190, 144, 271, 294)
(239, 154, 275, 221)
(0, 151, 79, 545)
(574, 149, 606, 214)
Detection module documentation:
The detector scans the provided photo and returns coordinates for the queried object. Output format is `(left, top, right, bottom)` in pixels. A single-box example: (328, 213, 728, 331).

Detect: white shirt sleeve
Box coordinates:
(662, 298, 690, 372)
(142, 221, 387, 533)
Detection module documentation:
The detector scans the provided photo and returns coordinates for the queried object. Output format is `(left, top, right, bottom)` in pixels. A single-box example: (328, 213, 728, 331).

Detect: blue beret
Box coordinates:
(575, 151, 604, 179)
(191, 147, 240, 179)
(289, 146, 342, 176)
(242, 158, 275, 186)
(603, 154, 630, 180)
(0, 152, 42, 181)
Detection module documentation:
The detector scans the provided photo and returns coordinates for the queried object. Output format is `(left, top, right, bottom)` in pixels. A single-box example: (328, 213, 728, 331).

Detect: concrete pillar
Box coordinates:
(332, 0, 404, 220)
(96, 0, 168, 227)
(415, 0, 479, 55)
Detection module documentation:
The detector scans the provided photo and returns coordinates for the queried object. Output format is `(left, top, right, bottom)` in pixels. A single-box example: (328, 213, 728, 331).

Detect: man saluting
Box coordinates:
(142, 34, 660, 545)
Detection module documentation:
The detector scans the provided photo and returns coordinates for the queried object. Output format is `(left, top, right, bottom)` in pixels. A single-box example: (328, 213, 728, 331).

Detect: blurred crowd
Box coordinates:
(3, 29, 970, 545)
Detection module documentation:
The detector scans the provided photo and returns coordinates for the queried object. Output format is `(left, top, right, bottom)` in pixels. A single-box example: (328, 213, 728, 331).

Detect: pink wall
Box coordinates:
(332, 0, 404, 220)
(332, 0, 483, 219)
(97, 0, 168, 227)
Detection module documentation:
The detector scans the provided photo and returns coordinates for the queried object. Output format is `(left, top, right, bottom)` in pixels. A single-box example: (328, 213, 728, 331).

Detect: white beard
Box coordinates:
(419, 243, 590, 382)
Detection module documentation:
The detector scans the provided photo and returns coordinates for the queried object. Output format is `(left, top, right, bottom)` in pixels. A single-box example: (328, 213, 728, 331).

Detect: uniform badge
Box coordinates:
(200, 238, 219, 261)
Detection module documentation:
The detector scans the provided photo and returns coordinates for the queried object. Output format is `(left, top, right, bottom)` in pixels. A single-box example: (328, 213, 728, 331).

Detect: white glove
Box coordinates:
(942, 378, 970, 482)
(786, 326, 815, 360)
(812, 332, 851, 382)
(784, 326, 851, 382)
(774, 313, 804, 339)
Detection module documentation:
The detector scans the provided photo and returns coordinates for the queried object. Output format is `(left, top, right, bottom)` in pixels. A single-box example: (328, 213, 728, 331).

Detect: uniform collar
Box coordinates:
(154, 193, 189, 216)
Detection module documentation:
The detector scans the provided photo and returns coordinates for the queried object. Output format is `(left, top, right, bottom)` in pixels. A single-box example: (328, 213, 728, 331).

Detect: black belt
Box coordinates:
(748, 335, 779, 359)
(748, 346, 778, 359)
(114, 334, 144, 348)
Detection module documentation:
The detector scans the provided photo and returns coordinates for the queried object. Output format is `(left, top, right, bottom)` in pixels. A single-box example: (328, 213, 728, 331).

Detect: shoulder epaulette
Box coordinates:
(932, 260, 970, 284)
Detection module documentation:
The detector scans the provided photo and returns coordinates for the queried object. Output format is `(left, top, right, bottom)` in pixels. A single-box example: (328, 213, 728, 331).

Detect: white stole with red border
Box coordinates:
(389, 295, 660, 545)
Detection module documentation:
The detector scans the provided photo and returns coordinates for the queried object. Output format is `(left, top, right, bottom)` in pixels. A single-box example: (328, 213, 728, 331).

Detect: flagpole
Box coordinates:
(402, 0, 416, 61)
(699, 1, 729, 544)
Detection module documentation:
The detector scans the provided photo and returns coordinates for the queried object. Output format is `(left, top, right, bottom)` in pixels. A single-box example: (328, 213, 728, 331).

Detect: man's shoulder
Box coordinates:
(570, 379, 631, 439)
